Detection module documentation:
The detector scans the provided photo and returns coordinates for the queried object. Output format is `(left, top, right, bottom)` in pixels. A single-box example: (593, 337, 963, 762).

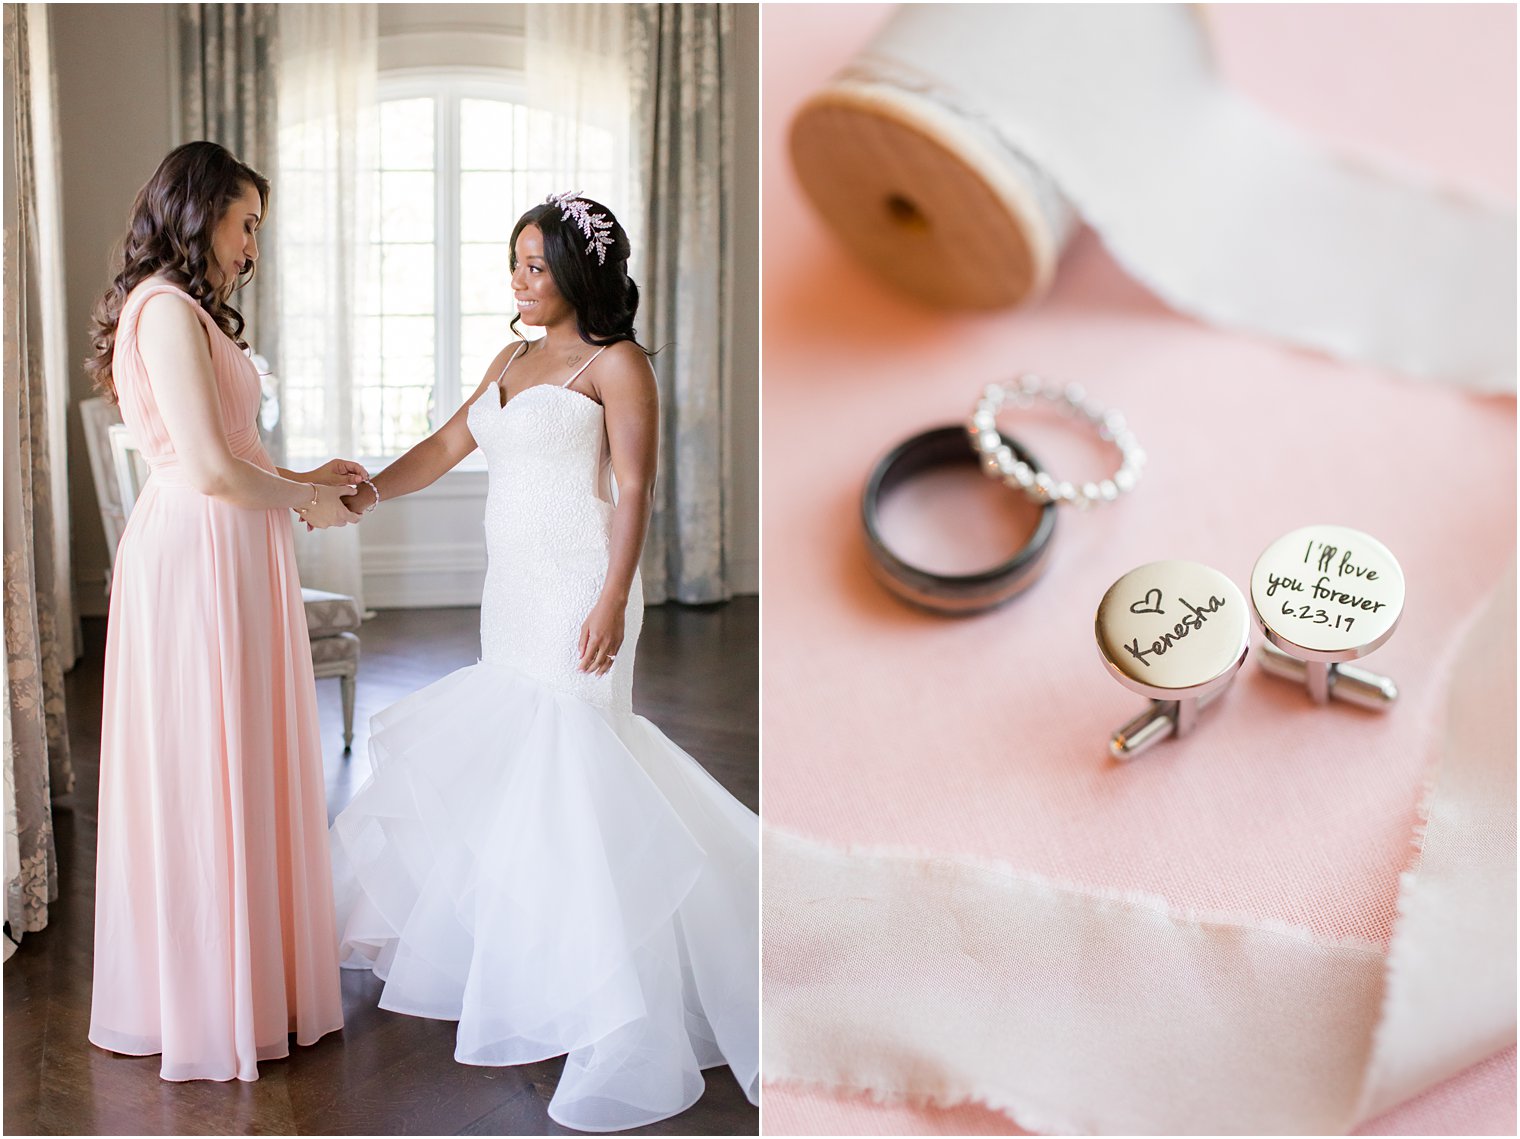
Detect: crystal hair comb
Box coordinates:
(545, 190, 614, 265)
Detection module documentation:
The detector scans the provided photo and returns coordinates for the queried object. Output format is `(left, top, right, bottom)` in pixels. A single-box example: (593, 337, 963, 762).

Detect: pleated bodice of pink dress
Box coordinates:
(88, 281, 343, 1081)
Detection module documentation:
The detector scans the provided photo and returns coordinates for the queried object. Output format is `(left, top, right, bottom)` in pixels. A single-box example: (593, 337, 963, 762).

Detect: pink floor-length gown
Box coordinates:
(88, 281, 343, 1081)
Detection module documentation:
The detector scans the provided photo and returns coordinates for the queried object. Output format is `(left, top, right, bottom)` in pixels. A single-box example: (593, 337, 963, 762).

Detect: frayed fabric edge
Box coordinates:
(1351, 561, 1519, 1123)
(763, 563, 1519, 1135)
(762, 1071, 1091, 1138)
(765, 827, 1383, 956)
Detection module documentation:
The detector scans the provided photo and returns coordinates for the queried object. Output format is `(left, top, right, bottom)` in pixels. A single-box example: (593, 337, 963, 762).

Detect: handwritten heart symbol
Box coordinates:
(1130, 589, 1165, 616)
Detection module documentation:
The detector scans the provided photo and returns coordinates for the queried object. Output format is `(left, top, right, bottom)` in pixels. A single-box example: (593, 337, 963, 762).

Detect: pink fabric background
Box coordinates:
(759, 4, 1516, 1134)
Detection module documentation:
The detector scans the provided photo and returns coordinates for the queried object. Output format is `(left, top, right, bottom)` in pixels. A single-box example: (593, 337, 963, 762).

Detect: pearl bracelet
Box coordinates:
(358, 477, 380, 513)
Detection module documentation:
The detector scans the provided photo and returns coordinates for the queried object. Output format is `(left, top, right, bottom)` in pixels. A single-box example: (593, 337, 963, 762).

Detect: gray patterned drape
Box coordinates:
(175, 3, 283, 459)
(630, 5, 738, 604)
(4, 3, 74, 960)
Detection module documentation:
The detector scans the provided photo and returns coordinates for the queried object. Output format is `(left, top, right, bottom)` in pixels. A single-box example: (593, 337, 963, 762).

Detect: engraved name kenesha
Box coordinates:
(1124, 595, 1227, 668)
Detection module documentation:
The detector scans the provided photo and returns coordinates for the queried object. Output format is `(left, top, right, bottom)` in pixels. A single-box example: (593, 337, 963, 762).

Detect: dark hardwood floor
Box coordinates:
(5, 601, 758, 1136)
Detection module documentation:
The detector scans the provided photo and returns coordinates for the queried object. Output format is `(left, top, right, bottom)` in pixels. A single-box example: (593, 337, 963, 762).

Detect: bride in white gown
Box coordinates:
(330, 193, 759, 1132)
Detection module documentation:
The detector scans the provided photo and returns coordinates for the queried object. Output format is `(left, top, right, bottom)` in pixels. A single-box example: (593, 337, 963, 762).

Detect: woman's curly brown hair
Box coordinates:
(86, 141, 269, 401)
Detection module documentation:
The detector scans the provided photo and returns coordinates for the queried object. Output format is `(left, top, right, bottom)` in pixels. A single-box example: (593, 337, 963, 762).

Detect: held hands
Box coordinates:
(577, 598, 625, 676)
(299, 482, 362, 530)
(294, 458, 369, 529)
(341, 481, 378, 516)
(302, 458, 370, 487)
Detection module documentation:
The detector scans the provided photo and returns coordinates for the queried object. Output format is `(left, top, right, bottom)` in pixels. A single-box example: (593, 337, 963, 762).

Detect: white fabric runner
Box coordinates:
(1356, 565, 1517, 1120)
(763, 568, 1516, 1134)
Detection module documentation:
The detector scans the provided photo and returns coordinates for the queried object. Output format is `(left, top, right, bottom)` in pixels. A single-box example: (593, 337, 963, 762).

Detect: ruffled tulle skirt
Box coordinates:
(330, 659, 759, 1132)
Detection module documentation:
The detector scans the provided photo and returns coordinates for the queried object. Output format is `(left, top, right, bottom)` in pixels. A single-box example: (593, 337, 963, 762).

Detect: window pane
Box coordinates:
(379, 98, 435, 170)
(390, 385, 434, 446)
(381, 171, 434, 242)
(520, 106, 556, 169)
(354, 255, 382, 316)
(578, 125, 616, 172)
(283, 388, 326, 461)
(460, 243, 511, 314)
(278, 172, 325, 243)
(460, 172, 517, 243)
(351, 335, 383, 387)
(356, 385, 387, 457)
(461, 314, 514, 389)
(358, 91, 558, 457)
(461, 98, 515, 171)
(381, 315, 435, 369)
(282, 253, 328, 317)
(279, 314, 327, 377)
(381, 244, 435, 315)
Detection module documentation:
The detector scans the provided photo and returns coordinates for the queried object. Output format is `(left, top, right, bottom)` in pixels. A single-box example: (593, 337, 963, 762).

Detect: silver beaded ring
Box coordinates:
(967, 374, 1144, 509)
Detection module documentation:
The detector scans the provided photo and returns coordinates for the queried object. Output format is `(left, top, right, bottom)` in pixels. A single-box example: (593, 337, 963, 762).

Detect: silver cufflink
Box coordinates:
(1095, 560, 1251, 760)
(1248, 524, 1404, 709)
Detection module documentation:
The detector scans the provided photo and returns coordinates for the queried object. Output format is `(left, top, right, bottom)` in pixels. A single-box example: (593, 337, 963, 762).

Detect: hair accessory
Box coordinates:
(545, 190, 614, 265)
(968, 374, 1144, 508)
(1096, 560, 1250, 760)
(862, 426, 1057, 614)
(1249, 524, 1403, 709)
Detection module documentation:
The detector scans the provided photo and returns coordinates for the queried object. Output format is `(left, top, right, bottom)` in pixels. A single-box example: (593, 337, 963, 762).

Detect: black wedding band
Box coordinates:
(862, 425, 1057, 615)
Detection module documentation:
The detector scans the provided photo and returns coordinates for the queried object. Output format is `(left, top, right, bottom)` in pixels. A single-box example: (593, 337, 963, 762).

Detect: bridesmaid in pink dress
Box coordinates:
(85, 142, 359, 1081)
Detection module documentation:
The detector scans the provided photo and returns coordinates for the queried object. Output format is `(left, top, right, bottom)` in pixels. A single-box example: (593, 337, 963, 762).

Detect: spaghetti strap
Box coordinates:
(494, 341, 529, 385)
(562, 346, 608, 389)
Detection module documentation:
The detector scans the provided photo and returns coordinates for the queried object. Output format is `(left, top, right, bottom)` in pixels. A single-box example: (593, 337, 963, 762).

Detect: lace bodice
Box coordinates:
(466, 365, 641, 713)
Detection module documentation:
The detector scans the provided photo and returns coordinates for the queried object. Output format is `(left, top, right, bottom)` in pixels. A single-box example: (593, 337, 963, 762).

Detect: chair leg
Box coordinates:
(341, 674, 356, 751)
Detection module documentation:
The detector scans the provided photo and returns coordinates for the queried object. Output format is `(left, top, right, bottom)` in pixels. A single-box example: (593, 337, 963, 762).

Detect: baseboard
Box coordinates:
(362, 541, 488, 609)
(74, 568, 110, 618)
(78, 548, 756, 616)
(363, 549, 759, 610)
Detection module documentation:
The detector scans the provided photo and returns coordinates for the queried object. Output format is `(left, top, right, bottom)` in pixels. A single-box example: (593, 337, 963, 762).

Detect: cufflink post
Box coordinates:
(1248, 525, 1404, 712)
(1096, 560, 1250, 762)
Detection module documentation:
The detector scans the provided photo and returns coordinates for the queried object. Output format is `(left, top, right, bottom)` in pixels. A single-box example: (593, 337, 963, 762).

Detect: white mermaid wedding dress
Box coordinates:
(330, 351, 759, 1132)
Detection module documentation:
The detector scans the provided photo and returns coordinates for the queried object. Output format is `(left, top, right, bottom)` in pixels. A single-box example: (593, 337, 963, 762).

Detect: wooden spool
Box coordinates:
(789, 80, 1065, 311)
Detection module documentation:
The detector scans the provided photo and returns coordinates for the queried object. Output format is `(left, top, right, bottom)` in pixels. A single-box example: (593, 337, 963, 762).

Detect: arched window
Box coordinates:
(355, 76, 615, 460)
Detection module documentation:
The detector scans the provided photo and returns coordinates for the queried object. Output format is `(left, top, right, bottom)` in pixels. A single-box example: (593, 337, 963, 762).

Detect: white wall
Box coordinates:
(53, 3, 759, 614)
(53, 4, 174, 617)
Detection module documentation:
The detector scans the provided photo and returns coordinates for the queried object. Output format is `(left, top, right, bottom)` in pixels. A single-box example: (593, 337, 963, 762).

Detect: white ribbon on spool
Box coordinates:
(790, 5, 1516, 392)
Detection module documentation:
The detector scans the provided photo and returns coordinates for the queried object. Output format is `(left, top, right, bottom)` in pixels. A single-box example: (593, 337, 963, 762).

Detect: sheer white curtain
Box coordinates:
(524, 6, 635, 248)
(274, 4, 378, 607)
(525, 5, 741, 604)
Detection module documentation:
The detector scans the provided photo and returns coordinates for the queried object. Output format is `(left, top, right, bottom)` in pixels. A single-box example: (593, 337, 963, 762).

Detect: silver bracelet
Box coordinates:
(359, 477, 380, 514)
(968, 374, 1145, 509)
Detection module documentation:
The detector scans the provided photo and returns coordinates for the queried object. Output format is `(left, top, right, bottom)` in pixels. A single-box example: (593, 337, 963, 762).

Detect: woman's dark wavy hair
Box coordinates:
(509, 196, 650, 353)
(86, 141, 269, 401)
